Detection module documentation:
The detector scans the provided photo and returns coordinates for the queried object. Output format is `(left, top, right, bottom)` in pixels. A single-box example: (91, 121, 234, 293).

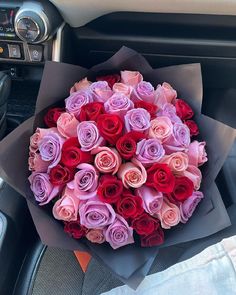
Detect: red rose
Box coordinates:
(134, 101, 158, 119)
(97, 175, 123, 204)
(96, 74, 120, 88)
(141, 226, 164, 247)
(61, 137, 93, 168)
(146, 163, 175, 193)
(64, 220, 87, 239)
(173, 176, 194, 202)
(97, 114, 124, 145)
(116, 136, 136, 160)
(79, 102, 105, 122)
(132, 213, 158, 235)
(175, 99, 194, 120)
(185, 120, 199, 136)
(49, 164, 74, 185)
(44, 108, 64, 127)
(117, 190, 143, 219)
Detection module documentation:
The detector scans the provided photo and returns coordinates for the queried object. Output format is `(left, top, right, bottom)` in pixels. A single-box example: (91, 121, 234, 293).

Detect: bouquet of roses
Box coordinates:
(28, 70, 207, 249)
(0, 47, 234, 288)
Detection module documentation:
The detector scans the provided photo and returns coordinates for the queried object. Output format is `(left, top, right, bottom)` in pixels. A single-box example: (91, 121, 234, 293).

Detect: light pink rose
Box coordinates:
(70, 78, 92, 94)
(117, 158, 147, 188)
(155, 82, 177, 108)
(92, 146, 121, 175)
(57, 112, 79, 138)
(29, 127, 57, 152)
(90, 81, 113, 102)
(149, 116, 173, 143)
(86, 229, 105, 244)
(52, 187, 79, 222)
(188, 141, 208, 167)
(136, 186, 163, 215)
(79, 200, 116, 229)
(182, 165, 202, 190)
(104, 214, 134, 249)
(157, 198, 181, 229)
(28, 152, 49, 172)
(113, 82, 132, 97)
(120, 70, 143, 87)
(161, 152, 189, 173)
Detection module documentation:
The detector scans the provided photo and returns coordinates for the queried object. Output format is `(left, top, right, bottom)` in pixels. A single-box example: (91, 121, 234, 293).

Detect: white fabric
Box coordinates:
(101, 236, 236, 295)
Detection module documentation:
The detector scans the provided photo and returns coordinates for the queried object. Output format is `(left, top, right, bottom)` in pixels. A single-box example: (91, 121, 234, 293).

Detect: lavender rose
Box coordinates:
(67, 163, 99, 200)
(104, 93, 134, 118)
(79, 200, 116, 229)
(131, 81, 155, 104)
(77, 121, 104, 152)
(65, 90, 93, 118)
(38, 131, 65, 169)
(124, 108, 151, 133)
(90, 81, 113, 102)
(158, 103, 182, 124)
(28, 172, 60, 205)
(104, 214, 134, 249)
(180, 191, 204, 223)
(164, 123, 190, 154)
(136, 138, 165, 166)
(136, 186, 163, 215)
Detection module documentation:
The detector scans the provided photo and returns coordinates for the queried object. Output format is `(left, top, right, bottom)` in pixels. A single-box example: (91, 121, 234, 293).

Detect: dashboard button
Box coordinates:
(8, 44, 21, 58)
(28, 44, 43, 62)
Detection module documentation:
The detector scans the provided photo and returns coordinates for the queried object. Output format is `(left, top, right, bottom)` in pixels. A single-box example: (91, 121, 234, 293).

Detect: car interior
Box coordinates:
(0, 1, 236, 294)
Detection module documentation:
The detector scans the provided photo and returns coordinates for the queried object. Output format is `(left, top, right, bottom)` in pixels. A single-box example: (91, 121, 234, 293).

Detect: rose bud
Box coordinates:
(175, 99, 194, 120)
(64, 219, 87, 239)
(57, 112, 79, 138)
(49, 164, 75, 186)
(104, 214, 134, 249)
(97, 114, 124, 145)
(134, 101, 158, 119)
(116, 191, 143, 219)
(79, 102, 105, 122)
(184, 120, 199, 136)
(86, 229, 105, 244)
(155, 82, 177, 107)
(187, 141, 208, 167)
(113, 83, 132, 97)
(141, 225, 164, 247)
(97, 175, 123, 204)
(70, 77, 92, 94)
(96, 74, 120, 88)
(28, 172, 60, 206)
(120, 70, 143, 87)
(132, 212, 159, 236)
(157, 198, 181, 229)
(44, 107, 64, 128)
(172, 176, 194, 202)
(146, 163, 175, 193)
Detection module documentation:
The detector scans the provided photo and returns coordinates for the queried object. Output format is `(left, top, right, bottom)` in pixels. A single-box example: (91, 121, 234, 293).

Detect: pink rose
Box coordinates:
(188, 141, 208, 167)
(104, 214, 134, 249)
(52, 187, 79, 222)
(149, 116, 173, 143)
(120, 70, 143, 87)
(70, 78, 92, 94)
(79, 200, 116, 229)
(28, 152, 49, 172)
(155, 82, 177, 108)
(92, 146, 121, 174)
(86, 229, 105, 244)
(182, 165, 202, 190)
(161, 152, 189, 173)
(113, 82, 132, 97)
(57, 112, 79, 138)
(136, 186, 163, 215)
(90, 81, 113, 102)
(118, 158, 147, 188)
(157, 198, 181, 229)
